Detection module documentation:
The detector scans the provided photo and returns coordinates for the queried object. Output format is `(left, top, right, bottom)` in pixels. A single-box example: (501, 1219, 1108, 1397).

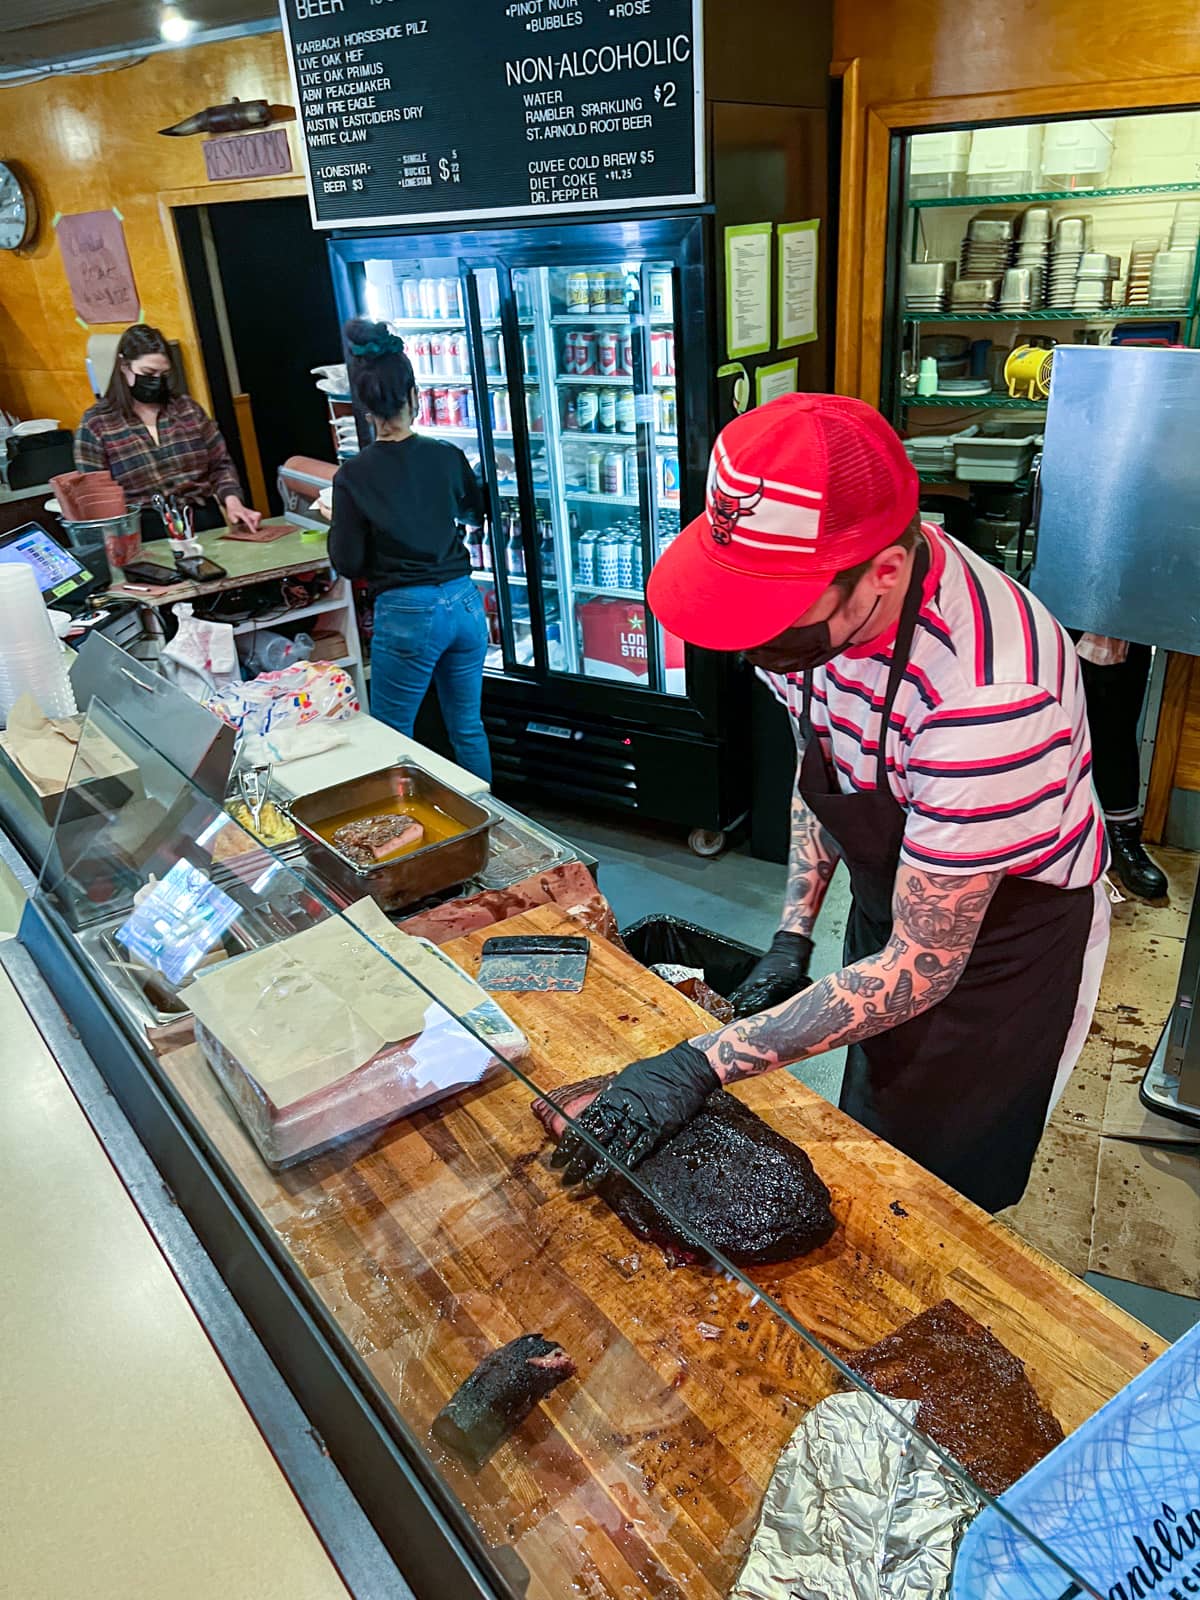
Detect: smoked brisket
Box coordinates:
(432, 1334, 575, 1468)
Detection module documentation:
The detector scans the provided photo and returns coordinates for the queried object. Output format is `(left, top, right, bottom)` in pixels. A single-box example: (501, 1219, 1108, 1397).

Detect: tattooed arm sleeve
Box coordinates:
(780, 757, 842, 937)
(694, 864, 1004, 1084)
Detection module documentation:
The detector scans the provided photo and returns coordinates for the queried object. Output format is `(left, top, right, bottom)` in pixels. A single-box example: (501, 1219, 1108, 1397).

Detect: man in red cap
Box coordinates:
(554, 393, 1111, 1213)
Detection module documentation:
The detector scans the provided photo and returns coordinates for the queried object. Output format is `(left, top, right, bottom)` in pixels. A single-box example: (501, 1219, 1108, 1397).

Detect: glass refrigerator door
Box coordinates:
(512, 255, 686, 696)
(360, 253, 529, 675)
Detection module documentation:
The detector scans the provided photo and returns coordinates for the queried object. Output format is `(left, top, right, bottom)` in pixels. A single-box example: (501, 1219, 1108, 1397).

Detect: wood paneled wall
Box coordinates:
(0, 32, 301, 426)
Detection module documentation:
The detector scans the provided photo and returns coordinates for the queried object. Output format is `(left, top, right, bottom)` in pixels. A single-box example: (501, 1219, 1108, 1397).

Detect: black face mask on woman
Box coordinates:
(130, 372, 170, 405)
(745, 592, 881, 676)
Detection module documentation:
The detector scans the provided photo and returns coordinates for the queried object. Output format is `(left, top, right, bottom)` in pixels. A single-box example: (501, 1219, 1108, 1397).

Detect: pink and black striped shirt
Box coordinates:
(762, 525, 1108, 890)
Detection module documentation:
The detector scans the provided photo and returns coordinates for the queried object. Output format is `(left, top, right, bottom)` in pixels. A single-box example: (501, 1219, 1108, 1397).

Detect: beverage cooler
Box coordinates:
(327, 216, 747, 850)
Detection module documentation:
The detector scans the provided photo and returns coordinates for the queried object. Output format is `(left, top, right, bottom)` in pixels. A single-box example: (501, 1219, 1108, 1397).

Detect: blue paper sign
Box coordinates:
(952, 1321, 1200, 1600)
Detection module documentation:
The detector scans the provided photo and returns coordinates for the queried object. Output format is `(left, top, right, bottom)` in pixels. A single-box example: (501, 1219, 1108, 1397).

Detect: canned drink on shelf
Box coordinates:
(445, 387, 467, 427)
(417, 388, 434, 426)
(560, 329, 577, 374)
(617, 388, 636, 434)
(649, 269, 673, 318)
(514, 273, 533, 317)
(409, 332, 431, 374)
(447, 332, 469, 375)
(596, 533, 622, 588)
(659, 451, 681, 502)
(562, 393, 579, 432)
(589, 270, 609, 312)
(603, 450, 625, 498)
(576, 387, 599, 432)
(482, 330, 503, 378)
(491, 388, 512, 432)
(435, 278, 452, 319)
(657, 386, 677, 435)
(663, 329, 676, 376)
(525, 388, 543, 433)
(619, 330, 634, 376)
(618, 530, 637, 588)
(575, 529, 596, 585)
(477, 273, 500, 319)
(650, 331, 668, 378)
(460, 387, 475, 427)
(576, 330, 597, 376)
(433, 388, 452, 426)
(598, 390, 617, 433)
(566, 271, 591, 314)
(586, 448, 603, 495)
(606, 272, 626, 310)
(445, 277, 463, 317)
(521, 332, 538, 374)
(430, 332, 450, 375)
(401, 277, 422, 318)
(631, 537, 644, 589)
(418, 277, 438, 318)
(597, 331, 619, 378)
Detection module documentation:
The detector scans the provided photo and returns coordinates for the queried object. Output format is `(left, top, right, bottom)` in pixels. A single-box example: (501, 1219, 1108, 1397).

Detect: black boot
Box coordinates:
(1107, 817, 1169, 903)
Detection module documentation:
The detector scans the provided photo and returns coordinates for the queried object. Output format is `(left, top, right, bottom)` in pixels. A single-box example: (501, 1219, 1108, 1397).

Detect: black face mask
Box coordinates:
(130, 372, 169, 404)
(745, 593, 881, 675)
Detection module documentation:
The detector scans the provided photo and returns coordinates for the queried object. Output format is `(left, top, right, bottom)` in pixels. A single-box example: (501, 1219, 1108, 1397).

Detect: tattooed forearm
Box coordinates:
(694, 866, 1003, 1083)
(780, 775, 841, 937)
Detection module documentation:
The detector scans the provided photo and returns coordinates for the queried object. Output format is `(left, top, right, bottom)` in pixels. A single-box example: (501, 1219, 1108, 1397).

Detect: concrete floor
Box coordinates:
(529, 804, 1200, 1344)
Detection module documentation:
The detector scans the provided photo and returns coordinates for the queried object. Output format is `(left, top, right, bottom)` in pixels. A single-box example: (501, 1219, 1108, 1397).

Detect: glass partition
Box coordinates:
(31, 698, 1140, 1600)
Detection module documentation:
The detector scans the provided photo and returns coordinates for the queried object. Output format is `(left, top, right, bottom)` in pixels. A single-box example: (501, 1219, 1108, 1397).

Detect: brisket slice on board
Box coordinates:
(432, 1334, 575, 1469)
(533, 1075, 836, 1267)
(846, 1298, 1065, 1495)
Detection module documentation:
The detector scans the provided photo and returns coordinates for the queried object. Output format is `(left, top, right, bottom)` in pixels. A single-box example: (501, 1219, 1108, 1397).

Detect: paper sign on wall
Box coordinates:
(55, 210, 140, 326)
(756, 359, 799, 407)
(952, 1321, 1200, 1600)
(778, 219, 819, 348)
(725, 222, 772, 360)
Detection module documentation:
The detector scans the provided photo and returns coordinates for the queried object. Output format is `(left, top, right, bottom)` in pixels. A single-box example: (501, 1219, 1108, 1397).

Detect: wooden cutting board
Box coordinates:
(158, 904, 1163, 1600)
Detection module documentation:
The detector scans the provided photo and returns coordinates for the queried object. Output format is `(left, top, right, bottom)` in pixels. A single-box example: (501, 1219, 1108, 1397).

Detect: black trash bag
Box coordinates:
(620, 914, 762, 999)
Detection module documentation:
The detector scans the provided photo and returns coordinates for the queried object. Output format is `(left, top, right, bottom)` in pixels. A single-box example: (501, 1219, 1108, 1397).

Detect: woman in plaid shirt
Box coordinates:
(75, 323, 260, 540)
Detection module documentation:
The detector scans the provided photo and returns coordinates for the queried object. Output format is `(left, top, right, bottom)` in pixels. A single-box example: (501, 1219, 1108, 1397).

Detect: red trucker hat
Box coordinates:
(647, 393, 919, 652)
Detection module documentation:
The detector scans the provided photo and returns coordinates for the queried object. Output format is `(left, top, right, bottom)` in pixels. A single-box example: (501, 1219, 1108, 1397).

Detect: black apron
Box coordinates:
(797, 544, 1096, 1212)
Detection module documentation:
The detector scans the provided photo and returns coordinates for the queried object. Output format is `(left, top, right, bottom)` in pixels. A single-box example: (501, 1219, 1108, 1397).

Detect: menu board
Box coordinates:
(278, 0, 703, 228)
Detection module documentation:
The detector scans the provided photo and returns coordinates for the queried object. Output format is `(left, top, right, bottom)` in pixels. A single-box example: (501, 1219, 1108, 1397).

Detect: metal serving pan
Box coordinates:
(287, 763, 496, 912)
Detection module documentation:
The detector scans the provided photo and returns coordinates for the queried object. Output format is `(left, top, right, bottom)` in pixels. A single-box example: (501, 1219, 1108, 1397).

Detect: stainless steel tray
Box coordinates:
(287, 764, 496, 912)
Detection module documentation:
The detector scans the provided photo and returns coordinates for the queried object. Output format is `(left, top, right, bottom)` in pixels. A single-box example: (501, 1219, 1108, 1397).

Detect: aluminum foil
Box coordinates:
(732, 1392, 981, 1600)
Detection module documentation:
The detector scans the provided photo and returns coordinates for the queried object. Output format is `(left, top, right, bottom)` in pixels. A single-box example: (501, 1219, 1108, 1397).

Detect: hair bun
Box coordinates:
(344, 317, 407, 361)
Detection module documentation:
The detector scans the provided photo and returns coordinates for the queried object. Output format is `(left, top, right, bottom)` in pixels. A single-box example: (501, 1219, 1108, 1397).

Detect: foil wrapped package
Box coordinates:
(732, 1392, 980, 1600)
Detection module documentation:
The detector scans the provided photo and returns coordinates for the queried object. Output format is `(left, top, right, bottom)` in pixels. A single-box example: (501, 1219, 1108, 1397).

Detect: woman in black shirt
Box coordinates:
(331, 319, 491, 782)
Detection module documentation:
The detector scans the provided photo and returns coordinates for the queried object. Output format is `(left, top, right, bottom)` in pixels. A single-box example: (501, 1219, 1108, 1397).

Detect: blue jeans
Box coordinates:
(370, 577, 492, 783)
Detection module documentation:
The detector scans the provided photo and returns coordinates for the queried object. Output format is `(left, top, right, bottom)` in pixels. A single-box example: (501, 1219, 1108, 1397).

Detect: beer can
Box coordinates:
(617, 388, 636, 434)
(576, 330, 597, 376)
(596, 533, 622, 588)
(598, 389, 617, 433)
(401, 277, 422, 318)
(586, 449, 603, 495)
(650, 331, 669, 378)
(418, 277, 438, 318)
(618, 530, 636, 587)
(521, 332, 538, 374)
(649, 269, 673, 318)
(619, 330, 634, 376)
(575, 530, 596, 585)
(448, 332, 469, 375)
(657, 386, 677, 435)
(482, 330, 503, 378)
(663, 329, 676, 376)
(566, 271, 591, 314)
(409, 332, 431, 375)
(525, 388, 543, 433)
(491, 389, 512, 432)
(589, 270, 609, 312)
(606, 272, 626, 310)
(433, 388, 452, 426)
(603, 450, 625, 498)
(631, 537, 644, 589)
(659, 451, 681, 501)
(576, 387, 599, 432)
(597, 331, 619, 378)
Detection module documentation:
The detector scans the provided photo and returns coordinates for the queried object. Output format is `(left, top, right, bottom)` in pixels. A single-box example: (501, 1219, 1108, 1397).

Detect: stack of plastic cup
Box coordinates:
(0, 564, 77, 723)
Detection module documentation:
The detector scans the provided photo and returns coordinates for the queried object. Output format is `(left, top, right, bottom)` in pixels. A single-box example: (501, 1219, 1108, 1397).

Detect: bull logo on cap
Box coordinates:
(709, 480, 764, 545)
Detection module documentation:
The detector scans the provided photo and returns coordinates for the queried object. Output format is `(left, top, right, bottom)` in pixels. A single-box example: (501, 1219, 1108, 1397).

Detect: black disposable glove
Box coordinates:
(551, 1041, 719, 1191)
(728, 930, 814, 1019)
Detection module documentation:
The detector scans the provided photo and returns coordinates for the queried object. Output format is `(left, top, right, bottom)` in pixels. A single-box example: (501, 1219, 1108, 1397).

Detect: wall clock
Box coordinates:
(0, 162, 36, 250)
